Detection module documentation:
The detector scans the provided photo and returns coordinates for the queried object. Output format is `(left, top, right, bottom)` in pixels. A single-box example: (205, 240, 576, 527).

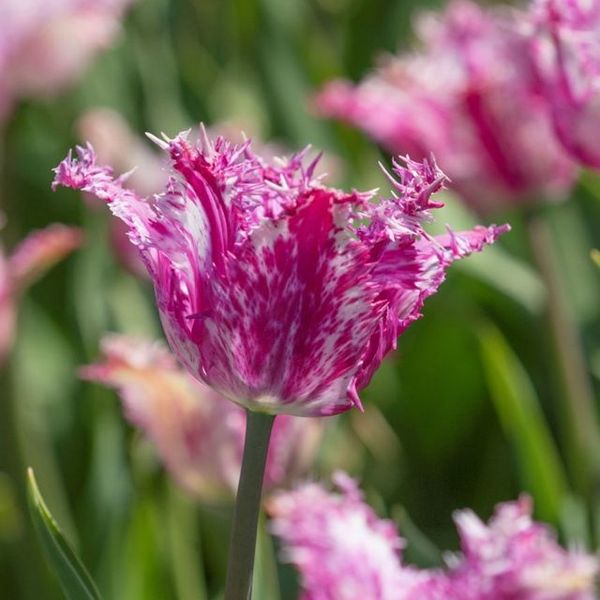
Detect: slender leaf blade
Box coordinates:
(477, 322, 569, 522)
(27, 468, 102, 600)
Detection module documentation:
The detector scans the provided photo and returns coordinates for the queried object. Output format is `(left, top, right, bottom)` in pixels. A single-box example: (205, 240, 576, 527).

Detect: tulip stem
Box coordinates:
(525, 208, 600, 496)
(224, 410, 275, 600)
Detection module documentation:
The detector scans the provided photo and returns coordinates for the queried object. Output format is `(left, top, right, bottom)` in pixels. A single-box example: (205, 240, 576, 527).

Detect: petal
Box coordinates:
(53, 145, 210, 334)
(452, 495, 599, 598)
(8, 224, 83, 294)
(52, 144, 159, 262)
(351, 223, 510, 393)
(181, 187, 384, 416)
(530, 0, 600, 168)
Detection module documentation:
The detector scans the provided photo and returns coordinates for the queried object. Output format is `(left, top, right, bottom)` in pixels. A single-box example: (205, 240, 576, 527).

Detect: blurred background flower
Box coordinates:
(0, 0, 134, 123)
(82, 334, 324, 502)
(528, 0, 600, 169)
(315, 0, 577, 213)
(0, 223, 82, 364)
(269, 474, 599, 599)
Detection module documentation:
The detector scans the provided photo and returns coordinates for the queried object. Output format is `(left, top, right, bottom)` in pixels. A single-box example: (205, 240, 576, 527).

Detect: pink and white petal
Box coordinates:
(188, 188, 384, 416)
(452, 495, 599, 598)
(53, 145, 210, 326)
(8, 224, 83, 294)
(434, 224, 511, 260)
(351, 223, 509, 392)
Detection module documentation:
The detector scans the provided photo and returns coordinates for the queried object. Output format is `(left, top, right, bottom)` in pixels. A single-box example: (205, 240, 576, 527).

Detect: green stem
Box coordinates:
(224, 410, 275, 600)
(525, 209, 600, 496)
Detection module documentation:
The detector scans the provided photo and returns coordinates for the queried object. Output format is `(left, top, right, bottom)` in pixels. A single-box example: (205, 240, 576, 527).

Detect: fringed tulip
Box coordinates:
(269, 475, 599, 600)
(316, 0, 577, 213)
(53, 130, 507, 416)
(528, 0, 600, 169)
(82, 334, 324, 501)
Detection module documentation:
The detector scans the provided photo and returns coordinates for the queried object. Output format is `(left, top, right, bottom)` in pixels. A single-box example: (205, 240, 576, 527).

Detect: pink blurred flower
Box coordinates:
(0, 223, 83, 364)
(53, 129, 507, 416)
(268, 472, 416, 600)
(269, 475, 599, 600)
(315, 0, 577, 213)
(82, 334, 324, 502)
(528, 0, 600, 169)
(451, 496, 599, 599)
(0, 0, 133, 121)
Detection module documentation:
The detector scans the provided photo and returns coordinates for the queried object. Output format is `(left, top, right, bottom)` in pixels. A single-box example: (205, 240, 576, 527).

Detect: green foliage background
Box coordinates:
(1, 0, 600, 597)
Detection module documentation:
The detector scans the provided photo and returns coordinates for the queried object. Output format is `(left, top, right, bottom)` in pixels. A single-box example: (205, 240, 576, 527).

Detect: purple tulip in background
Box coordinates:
(316, 0, 577, 213)
(52, 130, 507, 416)
(528, 0, 600, 169)
(269, 474, 598, 600)
(82, 334, 324, 502)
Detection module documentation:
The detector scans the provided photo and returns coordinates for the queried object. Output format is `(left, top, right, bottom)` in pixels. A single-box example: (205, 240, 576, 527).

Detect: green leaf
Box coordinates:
(477, 322, 569, 522)
(27, 469, 102, 600)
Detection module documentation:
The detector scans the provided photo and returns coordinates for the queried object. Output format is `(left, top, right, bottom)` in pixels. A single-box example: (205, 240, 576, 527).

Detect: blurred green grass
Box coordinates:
(1, 0, 600, 598)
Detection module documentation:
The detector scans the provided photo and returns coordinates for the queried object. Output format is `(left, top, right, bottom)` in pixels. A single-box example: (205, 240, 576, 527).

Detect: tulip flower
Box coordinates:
(53, 132, 507, 417)
(53, 129, 506, 600)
